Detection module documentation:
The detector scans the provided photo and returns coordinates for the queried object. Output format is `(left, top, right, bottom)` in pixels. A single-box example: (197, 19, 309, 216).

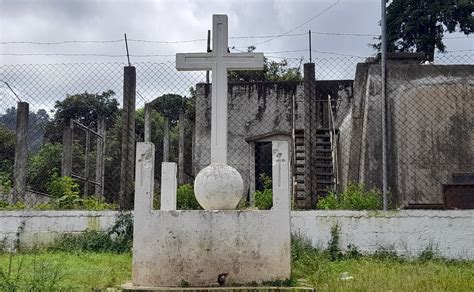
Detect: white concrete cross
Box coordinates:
(176, 14, 264, 164)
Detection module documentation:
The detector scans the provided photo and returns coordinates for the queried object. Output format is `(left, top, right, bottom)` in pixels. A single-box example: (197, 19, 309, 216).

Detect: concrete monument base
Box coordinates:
(122, 282, 314, 291)
(132, 141, 291, 287)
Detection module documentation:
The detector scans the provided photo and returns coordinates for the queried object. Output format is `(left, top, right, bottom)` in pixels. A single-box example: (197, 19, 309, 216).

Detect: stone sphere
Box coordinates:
(194, 163, 244, 210)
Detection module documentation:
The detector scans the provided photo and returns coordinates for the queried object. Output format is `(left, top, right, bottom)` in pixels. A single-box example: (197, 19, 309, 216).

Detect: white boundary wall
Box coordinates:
(292, 210, 474, 260)
(0, 210, 473, 259)
(0, 211, 117, 248)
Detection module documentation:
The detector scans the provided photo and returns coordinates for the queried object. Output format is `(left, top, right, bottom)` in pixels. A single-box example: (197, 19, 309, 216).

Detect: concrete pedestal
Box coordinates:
(132, 141, 291, 287)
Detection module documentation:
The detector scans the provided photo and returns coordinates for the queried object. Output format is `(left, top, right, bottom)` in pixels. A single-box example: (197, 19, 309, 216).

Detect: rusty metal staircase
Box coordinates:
(314, 128, 335, 199)
(293, 127, 336, 206)
(294, 129, 306, 202)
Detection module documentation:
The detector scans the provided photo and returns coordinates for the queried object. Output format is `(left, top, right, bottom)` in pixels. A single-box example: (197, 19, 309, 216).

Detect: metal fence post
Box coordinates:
(381, 0, 388, 211)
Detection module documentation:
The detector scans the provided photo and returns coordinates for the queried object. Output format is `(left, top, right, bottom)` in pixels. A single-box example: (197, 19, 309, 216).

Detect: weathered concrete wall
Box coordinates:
(194, 80, 353, 200)
(194, 81, 303, 195)
(292, 210, 474, 260)
(0, 211, 117, 248)
(342, 62, 473, 207)
(1, 210, 473, 260)
(388, 65, 474, 206)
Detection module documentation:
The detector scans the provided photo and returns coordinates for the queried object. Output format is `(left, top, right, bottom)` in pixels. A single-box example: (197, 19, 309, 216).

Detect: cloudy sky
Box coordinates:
(1, 0, 471, 65)
(0, 0, 472, 111)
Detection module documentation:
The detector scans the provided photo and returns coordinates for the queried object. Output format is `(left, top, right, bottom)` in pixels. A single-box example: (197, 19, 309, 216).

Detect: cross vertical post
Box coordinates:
(176, 14, 264, 165)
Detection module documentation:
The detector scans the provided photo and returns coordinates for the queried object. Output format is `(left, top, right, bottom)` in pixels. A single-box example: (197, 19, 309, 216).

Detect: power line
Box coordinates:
(253, 0, 341, 47)
(0, 39, 124, 45)
(311, 50, 366, 58)
(312, 31, 377, 37)
(230, 32, 307, 40)
(127, 38, 206, 44)
(0, 53, 175, 57)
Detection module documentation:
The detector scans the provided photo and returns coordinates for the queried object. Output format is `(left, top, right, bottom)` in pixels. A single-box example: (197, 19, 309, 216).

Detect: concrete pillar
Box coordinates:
(178, 111, 185, 185)
(144, 103, 151, 142)
(12, 102, 29, 204)
(303, 63, 315, 209)
(163, 117, 169, 162)
(61, 119, 73, 177)
(95, 118, 106, 199)
(119, 66, 136, 209)
(272, 140, 290, 212)
(160, 162, 177, 210)
(134, 142, 155, 213)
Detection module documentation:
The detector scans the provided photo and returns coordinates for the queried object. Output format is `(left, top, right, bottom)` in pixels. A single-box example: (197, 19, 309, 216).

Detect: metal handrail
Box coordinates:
(327, 94, 339, 192)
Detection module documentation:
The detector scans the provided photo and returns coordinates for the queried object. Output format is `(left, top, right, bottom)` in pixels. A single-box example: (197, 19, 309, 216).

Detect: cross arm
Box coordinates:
(176, 53, 216, 71)
(224, 53, 264, 70)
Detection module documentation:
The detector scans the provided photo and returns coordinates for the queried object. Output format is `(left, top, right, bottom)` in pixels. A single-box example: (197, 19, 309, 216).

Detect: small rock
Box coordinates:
(340, 272, 354, 281)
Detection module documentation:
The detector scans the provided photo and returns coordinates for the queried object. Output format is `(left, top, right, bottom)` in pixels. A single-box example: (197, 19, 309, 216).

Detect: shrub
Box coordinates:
(50, 212, 132, 253)
(254, 174, 272, 210)
(177, 184, 202, 210)
(316, 182, 382, 210)
(0, 172, 12, 195)
(43, 175, 117, 210)
(48, 175, 81, 209)
(327, 223, 342, 261)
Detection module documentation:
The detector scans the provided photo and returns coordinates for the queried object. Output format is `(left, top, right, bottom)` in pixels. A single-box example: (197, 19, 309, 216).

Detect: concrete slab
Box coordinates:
(122, 282, 314, 291)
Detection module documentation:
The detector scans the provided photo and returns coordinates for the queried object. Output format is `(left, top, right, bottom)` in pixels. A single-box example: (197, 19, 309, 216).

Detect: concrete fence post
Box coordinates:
(303, 63, 316, 209)
(12, 102, 29, 204)
(95, 118, 106, 199)
(163, 117, 170, 162)
(61, 119, 73, 177)
(119, 66, 136, 209)
(144, 103, 152, 142)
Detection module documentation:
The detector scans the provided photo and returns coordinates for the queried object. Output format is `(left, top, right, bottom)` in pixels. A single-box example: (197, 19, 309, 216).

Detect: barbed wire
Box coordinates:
(1, 33, 470, 47)
(252, 0, 341, 47)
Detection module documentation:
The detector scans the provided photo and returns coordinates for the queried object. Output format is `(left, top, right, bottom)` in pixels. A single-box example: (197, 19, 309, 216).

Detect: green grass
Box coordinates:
(292, 242, 474, 291)
(0, 251, 131, 290)
(1, 249, 473, 291)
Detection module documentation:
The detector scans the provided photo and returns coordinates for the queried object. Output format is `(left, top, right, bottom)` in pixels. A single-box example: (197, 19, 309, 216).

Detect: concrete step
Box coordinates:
(314, 156, 332, 160)
(316, 180, 335, 184)
(315, 163, 332, 167)
(316, 172, 334, 176)
(316, 141, 331, 146)
(315, 149, 332, 153)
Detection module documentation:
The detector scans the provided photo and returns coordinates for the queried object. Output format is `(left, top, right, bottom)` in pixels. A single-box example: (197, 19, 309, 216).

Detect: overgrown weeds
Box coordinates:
(254, 174, 272, 210)
(0, 222, 64, 290)
(49, 211, 133, 253)
(316, 182, 382, 210)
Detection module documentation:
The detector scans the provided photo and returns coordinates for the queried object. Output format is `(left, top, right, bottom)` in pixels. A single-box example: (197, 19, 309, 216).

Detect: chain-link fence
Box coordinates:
(0, 53, 472, 210)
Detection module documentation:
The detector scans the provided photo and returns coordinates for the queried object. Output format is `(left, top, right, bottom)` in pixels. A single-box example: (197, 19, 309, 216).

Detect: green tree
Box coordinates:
(228, 46, 303, 82)
(0, 125, 15, 180)
(45, 90, 119, 142)
(27, 143, 62, 193)
(148, 94, 185, 124)
(380, 0, 473, 61)
(0, 107, 50, 152)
